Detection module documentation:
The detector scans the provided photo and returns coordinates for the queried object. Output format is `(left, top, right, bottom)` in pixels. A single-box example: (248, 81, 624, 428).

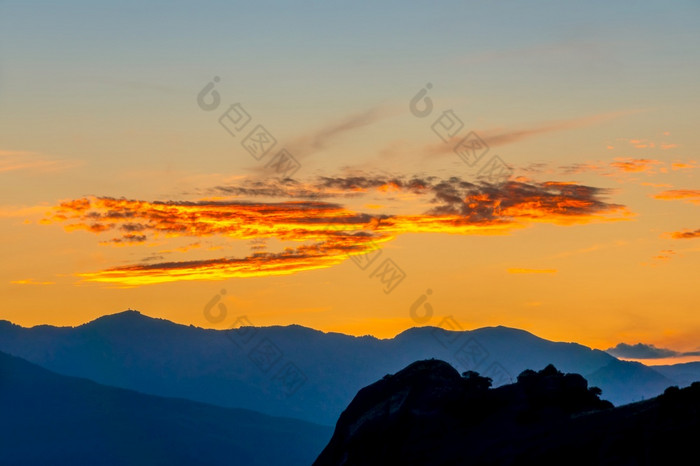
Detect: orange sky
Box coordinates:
(1, 1, 699, 366)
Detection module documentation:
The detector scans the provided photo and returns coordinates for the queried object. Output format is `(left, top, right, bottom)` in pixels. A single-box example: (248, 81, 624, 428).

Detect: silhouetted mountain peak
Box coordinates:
(0, 319, 20, 329)
(394, 325, 545, 346)
(262, 324, 328, 338)
(90, 309, 144, 321)
(471, 325, 542, 339)
(84, 309, 168, 329)
(356, 359, 464, 416)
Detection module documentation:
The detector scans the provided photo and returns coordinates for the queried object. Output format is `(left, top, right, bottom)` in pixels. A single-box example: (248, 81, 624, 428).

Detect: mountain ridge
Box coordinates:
(0, 310, 578, 341)
(0, 309, 694, 425)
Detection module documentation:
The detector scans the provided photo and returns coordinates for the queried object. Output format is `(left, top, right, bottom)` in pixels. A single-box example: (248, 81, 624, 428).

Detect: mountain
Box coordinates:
(0, 350, 331, 466)
(653, 361, 700, 388)
(0, 310, 687, 425)
(314, 359, 700, 465)
(585, 358, 676, 403)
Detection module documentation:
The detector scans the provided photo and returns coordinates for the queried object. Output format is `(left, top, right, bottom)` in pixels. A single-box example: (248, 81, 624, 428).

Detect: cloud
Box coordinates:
(422, 179, 628, 226)
(668, 229, 700, 240)
(642, 249, 681, 266)
(652, 189, 700, 205)
(284, 106, 392, 159)
(562, 157, 663, 176)
(211, 176, 627, 227)
(606, 137, 681, 151)
(549, 157, 697, 184)
(78, 241, 376, 286)
(10, 279, 55, 285)
(654, 249, 676, 261)
(212, 175, 435, 200)
(0, 150, 78, 174)
(627, 139, 655, 149)
(100, 233, 148, 245)
(41, 175, 629, 285)
(485, 111, 635, 147)
(507, 268, 557, 274)
(606, 342, 700, 359)
(425, 110, 638, 155)
(609, 158, 662, 173)
(671, 161, 696, 170)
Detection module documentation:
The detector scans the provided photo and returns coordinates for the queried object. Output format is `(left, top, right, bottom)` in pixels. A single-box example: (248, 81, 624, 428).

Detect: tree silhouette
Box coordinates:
(461, 370, 492, 391)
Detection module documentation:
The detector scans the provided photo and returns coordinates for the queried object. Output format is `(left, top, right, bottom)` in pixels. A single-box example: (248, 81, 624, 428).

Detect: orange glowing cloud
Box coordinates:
(668, 229, 700, 240)
(609, 158, 662, 173)
(653, 250, 676, 261)
(10, 279, 55, 285)
(78, 241, 378, 286)
(560, 158, 663, 176)
(41, 176, 628, 285)
(100, 233, 148, 245)
(652, 189, 700, 205)
(557, 157, 698, 181)
(611, 137, 679, 151)
(671, 161, 698, 171)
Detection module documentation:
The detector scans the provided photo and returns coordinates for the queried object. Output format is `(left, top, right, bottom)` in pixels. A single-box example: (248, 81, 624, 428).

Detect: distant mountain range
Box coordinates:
(653, 361, 700, 387)
(0, 350, 331, 466)
(314, 359, 700, 465)
(0, 310, 697, 426)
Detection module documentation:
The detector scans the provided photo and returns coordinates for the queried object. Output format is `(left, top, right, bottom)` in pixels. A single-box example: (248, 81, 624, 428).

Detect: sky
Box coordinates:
(1, 0, 698, 365)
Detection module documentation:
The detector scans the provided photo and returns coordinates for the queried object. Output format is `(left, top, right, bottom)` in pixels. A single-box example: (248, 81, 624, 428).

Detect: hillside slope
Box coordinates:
(0, 350, 331, 466)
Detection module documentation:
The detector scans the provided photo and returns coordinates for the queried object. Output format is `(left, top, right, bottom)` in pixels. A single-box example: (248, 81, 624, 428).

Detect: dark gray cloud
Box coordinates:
(209, 175, 625, 226)
(211, 175, 435, 199)
(285, 106, 391, 159)
(606, 342, 700, 359)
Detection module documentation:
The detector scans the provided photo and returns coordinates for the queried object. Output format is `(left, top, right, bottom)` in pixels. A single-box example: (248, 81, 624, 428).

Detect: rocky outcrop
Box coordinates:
(315, 359, 699, 465)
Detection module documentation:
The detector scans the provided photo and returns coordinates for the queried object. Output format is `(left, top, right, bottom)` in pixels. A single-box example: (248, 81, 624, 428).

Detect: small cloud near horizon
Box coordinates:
(606, 342, 700, 359)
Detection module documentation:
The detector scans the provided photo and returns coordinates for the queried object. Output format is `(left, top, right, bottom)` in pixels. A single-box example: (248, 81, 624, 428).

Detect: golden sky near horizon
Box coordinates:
(1, 1, 698, 366)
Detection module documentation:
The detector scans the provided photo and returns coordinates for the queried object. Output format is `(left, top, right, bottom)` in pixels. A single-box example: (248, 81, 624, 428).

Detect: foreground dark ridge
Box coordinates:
(315, 359, 700, 466)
